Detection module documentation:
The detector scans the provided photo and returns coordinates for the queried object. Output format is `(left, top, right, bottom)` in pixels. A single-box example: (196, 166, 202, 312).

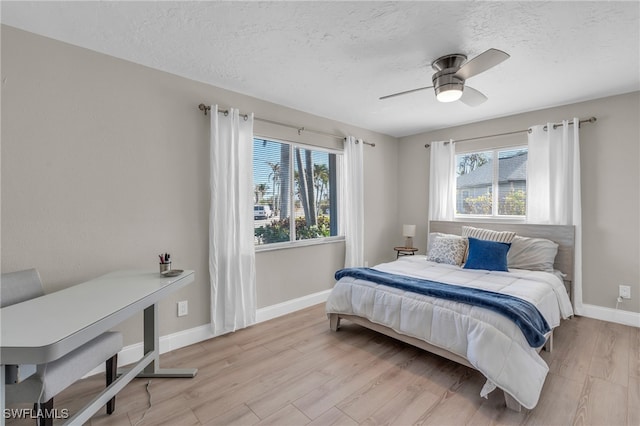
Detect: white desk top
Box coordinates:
(0, 270, 194, 365)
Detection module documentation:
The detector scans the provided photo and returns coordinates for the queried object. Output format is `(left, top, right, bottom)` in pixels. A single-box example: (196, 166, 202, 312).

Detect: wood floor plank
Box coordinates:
(90, 410, 132, 426)
(247, 370, 333, 419)
(262, 320, 336, 354)
(337, 347, 431, 422)
(255, 404, 310, 426)
(192, 343, 346, 422)
(202, 404, 260, 426)
(184, 346, 291, 402)
(138, 344, 275, 409)
(159, 339, 208, 365)
(573, 375, 627, 426)
(307, 408, 358, 426)
(629, 326, 640, 379)
(127, 394, 200, 426)
(464, 386, 525, 426)
(589, 321, 631, 387)
(549, 316, 601, 382)
(411, 368, 487, 426)
(236, 308, 326, 351)
(520, 373, 583, 426)
(189, 347, 308, 422)
(293, 344, 413, 420)
(360, 384, 440, 426)
(628, 376, 639, 426)
(315, 332, 403, 380)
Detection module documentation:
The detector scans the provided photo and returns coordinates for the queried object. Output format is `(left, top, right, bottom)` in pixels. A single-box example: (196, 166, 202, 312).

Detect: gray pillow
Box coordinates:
(507, 236, 559, 272)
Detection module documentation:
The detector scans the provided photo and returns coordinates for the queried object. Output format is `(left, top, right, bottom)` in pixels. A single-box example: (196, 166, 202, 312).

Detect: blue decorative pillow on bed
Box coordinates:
(463, 237, 511, 272)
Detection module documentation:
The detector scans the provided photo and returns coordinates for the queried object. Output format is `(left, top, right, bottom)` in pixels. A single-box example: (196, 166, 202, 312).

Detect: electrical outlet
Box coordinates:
(177, 300, 188, 317)
(619, 285, 631, 299)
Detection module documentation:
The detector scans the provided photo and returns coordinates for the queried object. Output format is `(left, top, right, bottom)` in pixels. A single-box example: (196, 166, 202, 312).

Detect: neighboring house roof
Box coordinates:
(457, 152, 527, 189)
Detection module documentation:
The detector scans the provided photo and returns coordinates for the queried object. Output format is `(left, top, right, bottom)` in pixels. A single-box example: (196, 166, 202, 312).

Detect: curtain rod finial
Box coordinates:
(198, 104, 211, 116)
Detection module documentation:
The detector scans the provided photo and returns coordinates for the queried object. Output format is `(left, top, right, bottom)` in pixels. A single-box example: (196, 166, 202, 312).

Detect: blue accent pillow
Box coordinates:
(463, 237, 512, 272)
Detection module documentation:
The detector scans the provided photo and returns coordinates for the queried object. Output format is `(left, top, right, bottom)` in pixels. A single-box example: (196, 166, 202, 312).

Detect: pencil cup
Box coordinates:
(160, 262, 171, 274)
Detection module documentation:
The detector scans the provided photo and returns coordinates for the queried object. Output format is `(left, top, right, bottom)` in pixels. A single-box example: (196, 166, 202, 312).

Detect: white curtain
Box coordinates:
(428, 140, 456, 222)
(527, 118, 582, 312)
(209, 106, 256, 335)
(342, 136, 364, 267)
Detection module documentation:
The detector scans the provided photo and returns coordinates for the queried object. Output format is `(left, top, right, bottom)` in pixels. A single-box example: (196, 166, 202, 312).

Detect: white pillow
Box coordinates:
(507, 236, 559, 272)
(426, 235, 468, 266)
(461, 226, 516, 243)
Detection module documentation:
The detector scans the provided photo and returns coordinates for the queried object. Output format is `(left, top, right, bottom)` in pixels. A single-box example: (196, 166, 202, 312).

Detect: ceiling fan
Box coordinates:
(379, 48, 510, 106)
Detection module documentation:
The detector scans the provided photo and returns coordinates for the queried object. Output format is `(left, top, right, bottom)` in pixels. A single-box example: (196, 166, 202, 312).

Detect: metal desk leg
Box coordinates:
(135, 304, 197, 378)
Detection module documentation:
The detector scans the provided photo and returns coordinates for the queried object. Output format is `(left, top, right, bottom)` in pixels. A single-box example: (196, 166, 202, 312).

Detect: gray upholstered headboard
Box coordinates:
(429, 220, 575, 283)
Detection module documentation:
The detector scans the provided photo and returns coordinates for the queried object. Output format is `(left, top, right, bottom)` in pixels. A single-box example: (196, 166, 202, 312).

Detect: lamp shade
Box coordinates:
(402, 224, 416, 237)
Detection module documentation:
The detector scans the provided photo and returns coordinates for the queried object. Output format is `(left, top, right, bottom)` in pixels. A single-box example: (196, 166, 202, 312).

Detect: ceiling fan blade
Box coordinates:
(379, 85, 433, 100)
(455, 48, 510, 80)
(459, 86, 488, 107)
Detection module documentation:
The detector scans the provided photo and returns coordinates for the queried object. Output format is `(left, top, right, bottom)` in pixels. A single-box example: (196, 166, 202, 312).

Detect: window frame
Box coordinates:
(454, 145, 528, 221)
(253, 134, 344, 252)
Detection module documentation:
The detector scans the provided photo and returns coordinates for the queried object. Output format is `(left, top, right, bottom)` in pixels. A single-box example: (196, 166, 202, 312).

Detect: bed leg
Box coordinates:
(544, 330, 553, 352)
(329, 314, 341, 331)
(504, 392, 522, 412)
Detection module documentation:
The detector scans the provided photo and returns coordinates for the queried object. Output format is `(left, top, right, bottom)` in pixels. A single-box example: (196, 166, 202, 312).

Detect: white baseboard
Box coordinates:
(255, 289, 332, 323)
(85, 289, 332, 377)
(580, 303, 640, 327)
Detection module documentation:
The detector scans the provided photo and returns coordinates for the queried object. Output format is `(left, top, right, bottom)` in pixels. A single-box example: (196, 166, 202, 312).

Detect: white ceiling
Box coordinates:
(2, 1, 639, 138)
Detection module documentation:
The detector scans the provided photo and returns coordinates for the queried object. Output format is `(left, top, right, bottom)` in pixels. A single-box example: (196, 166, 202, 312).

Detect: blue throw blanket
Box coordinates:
(335, 267, 550, 347)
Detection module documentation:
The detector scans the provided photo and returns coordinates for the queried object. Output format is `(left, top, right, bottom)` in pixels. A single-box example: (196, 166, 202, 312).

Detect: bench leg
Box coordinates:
(33, 398, 53, 426)
(106, 354, 118, 414)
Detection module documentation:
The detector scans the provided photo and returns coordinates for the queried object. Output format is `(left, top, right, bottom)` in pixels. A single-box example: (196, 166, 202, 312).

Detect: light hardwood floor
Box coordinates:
(8, 304, 639, 425)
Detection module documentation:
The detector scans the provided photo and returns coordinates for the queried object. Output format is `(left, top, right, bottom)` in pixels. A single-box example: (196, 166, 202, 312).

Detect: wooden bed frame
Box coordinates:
(329, 220, 575, 412)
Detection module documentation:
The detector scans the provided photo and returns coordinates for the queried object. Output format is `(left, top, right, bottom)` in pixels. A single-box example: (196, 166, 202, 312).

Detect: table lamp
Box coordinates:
(403, 224, 416, 248)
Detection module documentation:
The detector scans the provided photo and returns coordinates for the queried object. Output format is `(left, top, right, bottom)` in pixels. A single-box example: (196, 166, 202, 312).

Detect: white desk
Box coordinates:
(0, 270, 197, 425)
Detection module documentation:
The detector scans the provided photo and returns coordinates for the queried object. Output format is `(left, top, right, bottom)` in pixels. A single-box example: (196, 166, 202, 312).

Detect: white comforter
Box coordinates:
(325, 256, 573, 409)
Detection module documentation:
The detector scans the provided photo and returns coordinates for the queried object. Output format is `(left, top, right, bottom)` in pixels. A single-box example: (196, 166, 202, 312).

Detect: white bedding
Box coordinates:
(325, 256, 574, 409)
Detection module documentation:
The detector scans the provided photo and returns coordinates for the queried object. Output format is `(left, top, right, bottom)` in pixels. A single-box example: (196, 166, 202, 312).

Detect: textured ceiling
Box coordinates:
(2, 1, 639, 137)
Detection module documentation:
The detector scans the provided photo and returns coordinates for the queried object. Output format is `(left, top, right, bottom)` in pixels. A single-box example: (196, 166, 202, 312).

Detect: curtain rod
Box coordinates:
(424, 116, 597, 148)
(198, 104, 375, 147)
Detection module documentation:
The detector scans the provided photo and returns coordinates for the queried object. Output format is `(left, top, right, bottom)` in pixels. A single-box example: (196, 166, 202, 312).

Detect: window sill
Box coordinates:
(453, 216, 526, 224)
(255, 236, 345, 253)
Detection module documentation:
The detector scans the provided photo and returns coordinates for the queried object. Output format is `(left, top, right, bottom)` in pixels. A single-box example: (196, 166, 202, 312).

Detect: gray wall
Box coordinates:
(1, 26, 399, 345)
(398, 92, 640, 314)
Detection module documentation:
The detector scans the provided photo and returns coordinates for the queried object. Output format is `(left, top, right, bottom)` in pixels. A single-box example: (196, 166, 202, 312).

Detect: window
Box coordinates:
(455, 147, 527, 217)
(253, 137, 341, 246)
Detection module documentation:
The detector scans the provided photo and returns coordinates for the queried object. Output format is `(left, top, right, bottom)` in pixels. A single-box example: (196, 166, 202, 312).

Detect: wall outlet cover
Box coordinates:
(619, 285, 631, 299)
(178, 300, 188, 316)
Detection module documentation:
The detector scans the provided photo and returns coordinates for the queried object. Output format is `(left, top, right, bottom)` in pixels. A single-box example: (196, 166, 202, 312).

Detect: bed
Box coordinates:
(326, 221, 575, 412)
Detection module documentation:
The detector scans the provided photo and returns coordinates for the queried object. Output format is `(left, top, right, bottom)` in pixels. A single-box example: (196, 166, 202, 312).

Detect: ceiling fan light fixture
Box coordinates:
(433, 70, 464, 103)
(436, 86, 463, 103)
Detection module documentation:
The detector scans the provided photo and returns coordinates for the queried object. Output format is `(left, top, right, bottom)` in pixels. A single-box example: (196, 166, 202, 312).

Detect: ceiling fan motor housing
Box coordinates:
(432, 70, 465, 97)
(431, 54, 467, 99)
